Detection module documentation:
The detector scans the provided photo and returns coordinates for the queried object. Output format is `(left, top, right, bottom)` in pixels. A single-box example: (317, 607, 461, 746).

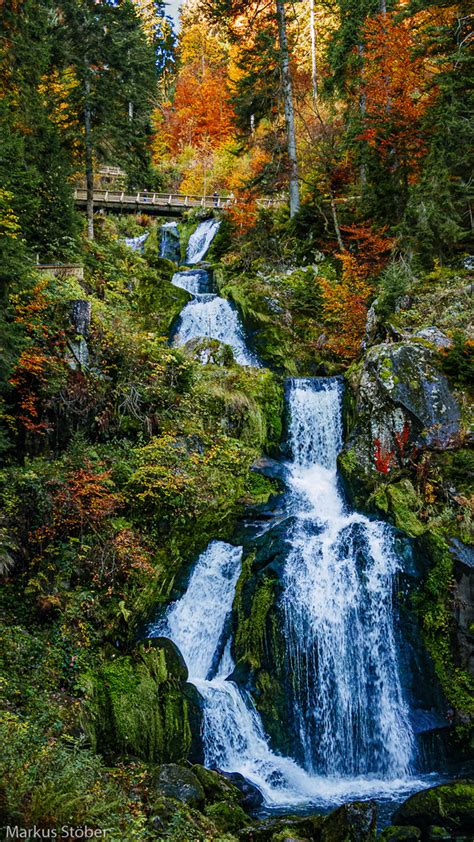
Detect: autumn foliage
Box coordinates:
(360, 12, 437, 178)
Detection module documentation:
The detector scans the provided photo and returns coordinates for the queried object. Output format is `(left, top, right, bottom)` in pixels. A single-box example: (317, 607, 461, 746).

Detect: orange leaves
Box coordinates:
(164, 63, 235, 152)
(319, 221, 393, 360)
(360, 11, 437, 174)
(339, 223, 395, 282)
(9, 277, 67, 435)
(320, 278, 369, 361)
(34, 463, 122, 545)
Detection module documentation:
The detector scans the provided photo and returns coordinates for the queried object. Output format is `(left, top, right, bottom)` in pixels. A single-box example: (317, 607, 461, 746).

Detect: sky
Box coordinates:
(165, 0, 182, 29)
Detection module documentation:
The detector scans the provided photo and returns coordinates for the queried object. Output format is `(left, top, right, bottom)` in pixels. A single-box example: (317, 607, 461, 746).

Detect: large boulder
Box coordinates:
(80, 638, 202, 763)
(342, 342, 460, 484)
(151, 763, 205, 807)
(392, 780, 474, 834)
(321, 800, 377, 842)
(238, 813, 323, 841)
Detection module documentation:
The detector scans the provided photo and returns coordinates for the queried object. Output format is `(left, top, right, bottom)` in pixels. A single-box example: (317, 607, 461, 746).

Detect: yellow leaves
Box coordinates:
(0, 189, 21, 239)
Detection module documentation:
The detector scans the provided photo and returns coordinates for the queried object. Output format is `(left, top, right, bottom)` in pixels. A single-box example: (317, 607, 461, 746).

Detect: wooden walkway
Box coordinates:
(74, 188, 234, 217)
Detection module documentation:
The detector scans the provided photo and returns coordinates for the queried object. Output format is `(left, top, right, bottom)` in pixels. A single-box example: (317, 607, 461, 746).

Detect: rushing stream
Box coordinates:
(148, 217, 433, 813)
(170, 219, 259, 366)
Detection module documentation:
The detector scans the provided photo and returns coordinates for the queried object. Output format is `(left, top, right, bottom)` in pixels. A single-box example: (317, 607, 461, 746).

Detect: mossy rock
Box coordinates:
(238, 814, 323, 841)
(191, 764, 242, 806)
(392, 780, 474, 833)
(374, 479, 426, 537)
(378, 826, 421, 841)
(321, 800, 377, 842)
(151, 763, 205, 808)
(205, 800, 250, 833)
(80, 639, 199, 763)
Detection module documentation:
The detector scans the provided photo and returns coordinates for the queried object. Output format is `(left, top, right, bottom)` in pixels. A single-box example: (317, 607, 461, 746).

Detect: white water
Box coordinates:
(186, 218, 221, 264)
(149, 378, 425, 808)
(170, 223, 259, 366)
(160, 221, 180, 262)
(124, 232, 148, 251)
(282, 379, 414, 779)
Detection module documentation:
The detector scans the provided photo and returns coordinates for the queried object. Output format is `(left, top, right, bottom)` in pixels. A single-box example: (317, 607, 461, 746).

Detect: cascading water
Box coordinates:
(186, 218, 221, 264)
(170, 220, 259, 366)
(123, 232, 148, 251)
(149, 376, 426, 809)
(159, 221, 180, 262)
(282, 379, 414, 779)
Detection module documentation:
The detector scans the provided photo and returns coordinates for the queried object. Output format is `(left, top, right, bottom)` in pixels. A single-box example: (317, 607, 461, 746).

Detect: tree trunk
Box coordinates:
(276, 0, 300, 217)
(357, 42, 367, 189)
(309, 0, 318, 102)
(330, 194, 345, 251)
(84, 74, 94, 240)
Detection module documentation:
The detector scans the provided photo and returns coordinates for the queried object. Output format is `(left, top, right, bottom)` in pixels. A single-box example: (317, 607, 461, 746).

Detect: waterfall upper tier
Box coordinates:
(186, 218, 221, 264)
(166, 219, 259, 366)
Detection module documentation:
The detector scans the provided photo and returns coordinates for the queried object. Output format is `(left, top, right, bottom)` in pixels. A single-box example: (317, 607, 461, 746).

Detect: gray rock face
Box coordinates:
(70, 299, 91, 337)
(160, 221, 181, 263)
(413, 327, 453, 349)
(153, 763, 205, 807)
(450, 541, 474, 676)
(345, 342, 461, 475)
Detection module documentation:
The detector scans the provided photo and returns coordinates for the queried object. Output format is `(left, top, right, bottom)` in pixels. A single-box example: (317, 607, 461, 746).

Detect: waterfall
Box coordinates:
(170, 267, 258, 367)
(150, 378, 423, 808)
(186, 218, 221, 264)
(123, 232, 148, 252)
(159, 221, 180, 262)
(282, 379, 414, 779)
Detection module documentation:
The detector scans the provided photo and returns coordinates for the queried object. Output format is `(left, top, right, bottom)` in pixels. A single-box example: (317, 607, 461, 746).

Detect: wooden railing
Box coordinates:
(74, 188, 235, 211)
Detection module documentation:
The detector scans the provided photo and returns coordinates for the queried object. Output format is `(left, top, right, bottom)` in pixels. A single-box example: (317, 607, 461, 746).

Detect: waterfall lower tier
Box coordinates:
(149, 378, 427, 808)
(282, 379, 414, 778)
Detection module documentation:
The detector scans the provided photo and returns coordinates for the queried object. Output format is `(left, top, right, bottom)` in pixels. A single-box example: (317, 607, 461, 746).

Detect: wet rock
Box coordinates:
(391, 779, 474, 834)
(152, 763, 205, 807)
(70, 299, 91, 337)
(321, 800, 377, 841)
(379, 826, 421, 841)
(183, 336, 235, 366)
(238, 813, 323, 841)
(252, 455, 289, 484)
(160, 221, 181, 263)
(450, 541, 474, 677)
(217, 770, 264, 810)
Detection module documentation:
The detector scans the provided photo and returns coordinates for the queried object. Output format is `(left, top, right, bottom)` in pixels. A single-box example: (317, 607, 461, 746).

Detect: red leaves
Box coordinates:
(395, 420, 410, 457)
(373, 439, 395, 473)
(34, 463, 122, 545)
(374, 421, 411, 472)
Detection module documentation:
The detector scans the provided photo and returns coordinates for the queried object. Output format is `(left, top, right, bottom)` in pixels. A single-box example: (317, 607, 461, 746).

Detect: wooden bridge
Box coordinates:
(74, 188, 235, 217)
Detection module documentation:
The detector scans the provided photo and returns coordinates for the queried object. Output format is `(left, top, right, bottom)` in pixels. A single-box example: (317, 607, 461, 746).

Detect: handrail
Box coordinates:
(74, 188, 235, 205)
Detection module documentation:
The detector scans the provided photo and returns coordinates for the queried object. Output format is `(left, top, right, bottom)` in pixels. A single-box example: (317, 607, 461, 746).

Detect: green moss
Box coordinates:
(413, 534, 474, 727)
(392, 779, 474, 833)
(382, 480, 426, 537)
(235, 562, 275, 670)
(81, 642, 193, 763)
(205, 801, 250, 833)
